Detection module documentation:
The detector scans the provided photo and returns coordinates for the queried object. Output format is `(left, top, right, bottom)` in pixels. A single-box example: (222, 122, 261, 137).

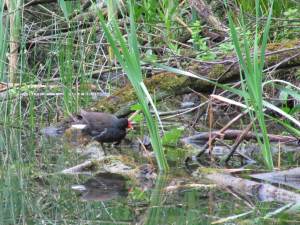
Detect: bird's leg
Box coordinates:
(90, 134, 107, 155)
(112, 141, 122, 153)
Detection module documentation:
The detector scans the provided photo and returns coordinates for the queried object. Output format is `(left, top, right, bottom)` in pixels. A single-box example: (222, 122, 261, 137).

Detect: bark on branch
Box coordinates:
(94, 40, 300, 117)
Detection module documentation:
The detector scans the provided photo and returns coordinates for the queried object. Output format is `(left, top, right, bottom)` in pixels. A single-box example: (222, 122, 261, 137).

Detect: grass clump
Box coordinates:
(226, 0, 274, 169)
(98, 0, 168, 171)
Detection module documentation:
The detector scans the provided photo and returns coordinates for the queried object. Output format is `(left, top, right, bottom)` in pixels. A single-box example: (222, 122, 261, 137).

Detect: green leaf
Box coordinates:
(131, 113, 144, 123)
(130, 103, 143, 111)
(162, 127, 184, 145)
(58, 0, 69, 20)
(98, 0, 168, 171)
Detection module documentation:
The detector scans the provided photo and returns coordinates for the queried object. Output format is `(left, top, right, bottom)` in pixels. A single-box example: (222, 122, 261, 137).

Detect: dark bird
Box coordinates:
(71, 110, 133, 144)
(43, 110, 133, 146)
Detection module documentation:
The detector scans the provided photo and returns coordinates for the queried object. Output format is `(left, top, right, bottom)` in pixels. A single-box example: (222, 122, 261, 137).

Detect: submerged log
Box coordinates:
(251, 167, 300, 190)
(198, 171, 300, 203)
(94, 40, 300, 116)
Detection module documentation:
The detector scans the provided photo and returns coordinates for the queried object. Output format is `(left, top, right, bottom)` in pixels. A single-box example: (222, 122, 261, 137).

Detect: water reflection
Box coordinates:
(72, 173, 129, 201)
(2, 128, 300, 224)
(70, 164, 157, 202)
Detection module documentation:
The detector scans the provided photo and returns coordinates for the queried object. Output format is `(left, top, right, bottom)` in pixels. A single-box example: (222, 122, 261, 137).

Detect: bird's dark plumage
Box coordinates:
(70, 110, 131, 143)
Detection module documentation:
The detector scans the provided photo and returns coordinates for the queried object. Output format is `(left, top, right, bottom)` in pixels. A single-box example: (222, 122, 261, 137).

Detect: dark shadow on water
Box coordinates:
(71, 173, 129, 201)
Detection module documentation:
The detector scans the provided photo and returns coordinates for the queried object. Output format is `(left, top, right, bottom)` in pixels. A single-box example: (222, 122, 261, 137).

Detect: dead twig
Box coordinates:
(224, 120, 255, 163)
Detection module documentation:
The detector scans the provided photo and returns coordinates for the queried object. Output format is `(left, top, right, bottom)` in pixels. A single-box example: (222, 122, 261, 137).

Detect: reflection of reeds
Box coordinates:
(98, 1, 168, 171)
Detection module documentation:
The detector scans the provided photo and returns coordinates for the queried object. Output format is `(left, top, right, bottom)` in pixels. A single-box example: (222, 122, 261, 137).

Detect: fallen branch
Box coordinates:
(95, 41, 300, 116)
(182, 129, 298, 144)
(200, 171, 300, 203)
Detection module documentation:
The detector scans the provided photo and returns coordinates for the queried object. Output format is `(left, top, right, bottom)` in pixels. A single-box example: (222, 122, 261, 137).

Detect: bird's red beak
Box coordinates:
(127, 121, 133, 129)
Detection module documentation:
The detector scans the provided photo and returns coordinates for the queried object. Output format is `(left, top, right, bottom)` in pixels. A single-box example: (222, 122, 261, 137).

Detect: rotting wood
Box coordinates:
(182, 129, 298, 143)
(94, 40, 300, 117)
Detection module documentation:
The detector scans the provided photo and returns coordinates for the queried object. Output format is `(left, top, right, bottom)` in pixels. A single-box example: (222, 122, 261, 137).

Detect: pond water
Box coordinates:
(1, 128, 299, 225)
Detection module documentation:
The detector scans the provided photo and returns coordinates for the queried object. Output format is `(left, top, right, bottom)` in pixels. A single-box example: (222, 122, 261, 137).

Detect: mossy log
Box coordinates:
(94, 40, 300, 117)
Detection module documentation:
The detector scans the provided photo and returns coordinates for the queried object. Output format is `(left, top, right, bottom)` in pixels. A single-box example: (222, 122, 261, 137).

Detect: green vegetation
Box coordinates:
(237, 0, 293, 16)
(98, 1, 168, 171)
(0, 0, 7, 81)
(227, 0, 275, 169)
(190, 20, 217, 61)
(1, 0, 300, 223)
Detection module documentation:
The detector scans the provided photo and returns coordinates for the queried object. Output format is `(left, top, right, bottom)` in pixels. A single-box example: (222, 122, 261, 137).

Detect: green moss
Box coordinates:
(208, 64, 227, 79)
(95, 72, 188, 112)
(267, 40, 299, 51)
(197, 167, 221, 174)
(145, 72, 187, 93)
(266, 55, 280, 64)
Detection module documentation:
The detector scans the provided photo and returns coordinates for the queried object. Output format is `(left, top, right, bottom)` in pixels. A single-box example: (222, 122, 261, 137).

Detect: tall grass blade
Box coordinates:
(140, 82, 164, 131)
(226, 0, 274, 169)
(0, 0, 8, 81)
(58, 0, 70, 20)
(98, 0, 168, 171)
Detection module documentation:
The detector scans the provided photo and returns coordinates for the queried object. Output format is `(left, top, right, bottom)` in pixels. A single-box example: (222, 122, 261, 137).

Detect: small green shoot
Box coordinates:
(162, 127, 184, 146)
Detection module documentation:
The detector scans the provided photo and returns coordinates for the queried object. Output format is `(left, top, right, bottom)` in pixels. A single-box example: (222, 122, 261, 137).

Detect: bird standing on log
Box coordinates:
(43, 110, 133, 147)
(67, 110, 133, 144)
